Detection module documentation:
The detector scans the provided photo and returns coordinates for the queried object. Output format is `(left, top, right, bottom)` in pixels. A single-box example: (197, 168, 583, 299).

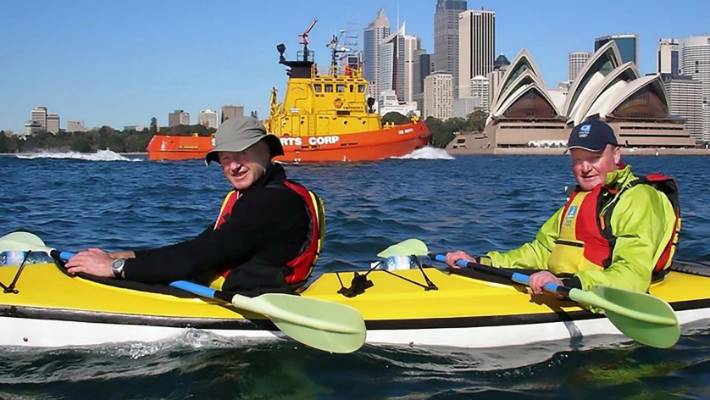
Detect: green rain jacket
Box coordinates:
(481, 165, 677, 293)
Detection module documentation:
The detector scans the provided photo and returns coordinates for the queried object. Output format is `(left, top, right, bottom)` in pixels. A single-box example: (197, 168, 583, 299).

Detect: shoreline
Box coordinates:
(447, 147, 710, 156)
(2, 148, 710, 157)
(0, 152, 148, 156)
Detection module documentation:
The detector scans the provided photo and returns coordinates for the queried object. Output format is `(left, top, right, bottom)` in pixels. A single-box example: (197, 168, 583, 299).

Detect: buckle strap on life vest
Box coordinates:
(600, 173, 681, 274)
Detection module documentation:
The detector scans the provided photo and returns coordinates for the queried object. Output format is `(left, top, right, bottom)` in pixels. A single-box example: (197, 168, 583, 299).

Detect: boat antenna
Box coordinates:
(299, 18, 318, 62)
(327, 30, 350, 74)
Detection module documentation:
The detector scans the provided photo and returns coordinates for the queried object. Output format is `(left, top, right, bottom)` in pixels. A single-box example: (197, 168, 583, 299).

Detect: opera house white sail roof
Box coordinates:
(480, 41, 695, 149)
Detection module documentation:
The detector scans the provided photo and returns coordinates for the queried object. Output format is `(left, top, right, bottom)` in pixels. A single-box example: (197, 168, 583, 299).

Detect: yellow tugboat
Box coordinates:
(264, 19, 430, 162)
(146, 19, 430, 162)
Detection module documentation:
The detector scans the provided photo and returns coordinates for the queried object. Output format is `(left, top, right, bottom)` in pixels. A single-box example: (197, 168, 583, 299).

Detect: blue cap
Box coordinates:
(568, 119, 618, 152)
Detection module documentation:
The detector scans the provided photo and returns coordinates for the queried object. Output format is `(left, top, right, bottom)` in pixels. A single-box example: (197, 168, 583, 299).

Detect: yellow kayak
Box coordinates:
(1, 260, 708, 348)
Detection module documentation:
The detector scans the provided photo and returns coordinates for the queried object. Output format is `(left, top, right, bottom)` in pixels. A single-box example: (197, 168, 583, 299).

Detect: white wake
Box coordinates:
(393, 146, 454, 160)
(16, 149, 142, 162)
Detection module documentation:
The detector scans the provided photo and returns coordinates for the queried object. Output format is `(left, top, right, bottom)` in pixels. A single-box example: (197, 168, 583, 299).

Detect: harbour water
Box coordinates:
(0, 150, 708, 399)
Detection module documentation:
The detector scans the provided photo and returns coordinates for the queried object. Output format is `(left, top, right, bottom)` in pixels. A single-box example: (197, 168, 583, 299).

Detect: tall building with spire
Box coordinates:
(363, 9, 390, 98)
(458, 8, 496, 99)
(378, 23, 421, 103)
(434, 0, 467, 98)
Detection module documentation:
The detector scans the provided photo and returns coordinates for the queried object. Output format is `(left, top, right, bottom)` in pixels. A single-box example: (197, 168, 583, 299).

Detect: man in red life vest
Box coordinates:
(446, 119, 680, 295)
(66, 116, 324, 295)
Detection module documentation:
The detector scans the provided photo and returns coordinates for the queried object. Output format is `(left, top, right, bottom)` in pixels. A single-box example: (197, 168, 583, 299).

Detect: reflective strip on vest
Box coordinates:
(548, 188, 610, 274)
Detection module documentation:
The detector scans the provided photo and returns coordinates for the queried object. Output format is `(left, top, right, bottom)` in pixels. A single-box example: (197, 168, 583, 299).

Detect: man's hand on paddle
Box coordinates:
(445, 251, 477, 269)
(528, 271, 564, 295)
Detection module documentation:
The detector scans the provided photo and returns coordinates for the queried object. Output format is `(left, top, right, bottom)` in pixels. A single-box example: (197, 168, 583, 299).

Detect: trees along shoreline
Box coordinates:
(0, 124, 216, 153)
(382, 110, 489, 148)
(2, 110, 488, 153)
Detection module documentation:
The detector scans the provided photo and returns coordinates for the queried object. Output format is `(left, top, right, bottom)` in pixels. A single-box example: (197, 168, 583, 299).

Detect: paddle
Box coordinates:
(378, 239, 680, 349)
(0, 231, 366, 353)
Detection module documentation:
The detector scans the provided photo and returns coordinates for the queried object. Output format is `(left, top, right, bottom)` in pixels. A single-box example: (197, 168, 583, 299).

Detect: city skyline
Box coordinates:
(2, 0, 709, 133)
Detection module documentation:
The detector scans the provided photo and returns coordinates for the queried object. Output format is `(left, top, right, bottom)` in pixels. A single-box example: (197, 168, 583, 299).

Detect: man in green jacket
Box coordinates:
(446, 119, 679, 295)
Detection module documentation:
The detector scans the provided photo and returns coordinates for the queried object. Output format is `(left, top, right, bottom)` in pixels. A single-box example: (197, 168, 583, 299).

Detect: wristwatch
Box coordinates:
(111, 258, 126, 278)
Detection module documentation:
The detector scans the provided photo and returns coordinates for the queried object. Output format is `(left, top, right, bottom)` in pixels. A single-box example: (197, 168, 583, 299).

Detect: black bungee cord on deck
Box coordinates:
(336, 255, 438, 298)
(1, 250, 32, 294)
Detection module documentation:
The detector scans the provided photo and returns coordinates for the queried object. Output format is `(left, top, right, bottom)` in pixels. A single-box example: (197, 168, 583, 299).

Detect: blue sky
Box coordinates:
(1, 0, 708, 132)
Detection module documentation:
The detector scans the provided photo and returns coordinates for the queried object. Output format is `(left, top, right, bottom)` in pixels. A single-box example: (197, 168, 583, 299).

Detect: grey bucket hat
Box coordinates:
(205, 116, 284, 164)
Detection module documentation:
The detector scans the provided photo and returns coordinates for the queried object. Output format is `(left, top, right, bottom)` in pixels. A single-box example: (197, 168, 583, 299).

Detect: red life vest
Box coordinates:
(212, 180, 325, 286)
(549, 173, 680, 276)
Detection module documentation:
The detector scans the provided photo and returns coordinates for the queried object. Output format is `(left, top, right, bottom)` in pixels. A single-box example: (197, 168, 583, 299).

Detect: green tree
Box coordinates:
(465, 110, 489, 132)
(425, 117, 455, 148)
(71, 136, 92, 153)
(0, 132, 18, 153)
(124, 130, 153, 152)
(150, 117, 158, 134)
(381, 111, 410, 125)
(443, 117, 467, 134)
(161, 124, 211, 136)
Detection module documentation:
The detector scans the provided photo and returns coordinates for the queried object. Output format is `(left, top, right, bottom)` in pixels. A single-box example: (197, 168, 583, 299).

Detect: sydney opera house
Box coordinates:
(450, 41, 696, 153)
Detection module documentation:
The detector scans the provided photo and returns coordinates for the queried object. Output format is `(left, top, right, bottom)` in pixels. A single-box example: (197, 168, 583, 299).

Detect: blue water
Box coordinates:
(1, 152, 708, 399)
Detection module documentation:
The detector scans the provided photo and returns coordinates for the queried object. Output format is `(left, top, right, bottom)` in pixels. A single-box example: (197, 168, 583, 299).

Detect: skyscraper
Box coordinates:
(662, 74, 703, 142)
(424, 72, 453, 119)
(221, 105, 244, 123)
(680, 36, 710, 104)
(413, 51, 432, 113)
(469, 75, 489, 110)
(487, 54, 510, 112)
(31, 106, 48, 130)
(458, 9, 496, 99)
(657, 38, 680, 76)
(595, 34, 639, 66)
(378, 23, 421, 102)
(199, 109, 219, 129)
(67, 121, 87, 132)
(434, 0, 467, 98)
(46, 113, 60, 134)
(168, 110, 190, 127)
(681, 35, 710, 142)
(363, 9, 390, 98)
(568, 51, 591, 82)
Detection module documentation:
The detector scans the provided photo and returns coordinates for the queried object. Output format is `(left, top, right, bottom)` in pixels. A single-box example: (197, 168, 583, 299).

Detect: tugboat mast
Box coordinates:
(299, 18, 318, 63)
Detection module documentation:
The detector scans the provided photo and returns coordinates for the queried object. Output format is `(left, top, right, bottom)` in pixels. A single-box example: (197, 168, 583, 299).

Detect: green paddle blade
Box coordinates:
(569, 286, 680, 348)
(377, 238, 429, 258)
(232, 293, 366, 354)
(0, 231, 53, 252)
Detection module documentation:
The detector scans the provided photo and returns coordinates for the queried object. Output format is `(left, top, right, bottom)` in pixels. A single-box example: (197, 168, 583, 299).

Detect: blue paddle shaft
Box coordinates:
(436, 253, 561, 294)
(169, 281, 217, 298)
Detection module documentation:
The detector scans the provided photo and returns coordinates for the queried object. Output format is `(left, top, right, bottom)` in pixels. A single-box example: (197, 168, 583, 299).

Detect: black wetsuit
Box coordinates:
(123, 164, 309, 296)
